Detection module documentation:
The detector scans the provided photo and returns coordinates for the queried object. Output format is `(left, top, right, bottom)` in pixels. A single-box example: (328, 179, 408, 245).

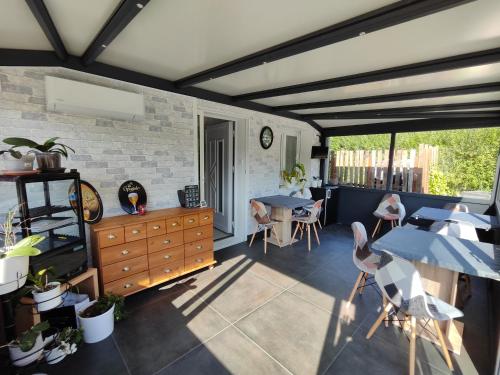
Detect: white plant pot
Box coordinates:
(33, 282, 62, 312)
(2, 154, 35, 171)
(311, 180, 318, 188)
(77, 302, 115, 344)
(44, 346, 67, 365)
(9, 334, 44, 367)
(0, 255, 29, 295)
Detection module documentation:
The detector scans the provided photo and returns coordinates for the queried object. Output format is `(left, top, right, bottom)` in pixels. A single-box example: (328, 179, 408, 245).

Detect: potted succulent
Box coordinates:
(0, 146, 35, 171)
(77, 293, 125, 344)
(0, 208, 43, 295)
(2, 137, 75, 171)
(27, 267, 62, 312)
(43, 326, 83, 365)
(6, 321, 49, 367)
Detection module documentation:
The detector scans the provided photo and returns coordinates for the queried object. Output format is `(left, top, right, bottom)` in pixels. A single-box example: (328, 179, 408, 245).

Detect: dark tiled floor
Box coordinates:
(1, 225, 492, 375)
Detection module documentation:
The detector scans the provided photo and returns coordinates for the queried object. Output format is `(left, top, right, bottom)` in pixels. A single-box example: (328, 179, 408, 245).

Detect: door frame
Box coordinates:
(197, 109, 248, 250)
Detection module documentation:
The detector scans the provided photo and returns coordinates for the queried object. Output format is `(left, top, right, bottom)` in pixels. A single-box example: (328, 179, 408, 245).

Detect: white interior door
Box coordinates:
(205, 121, 233, 233)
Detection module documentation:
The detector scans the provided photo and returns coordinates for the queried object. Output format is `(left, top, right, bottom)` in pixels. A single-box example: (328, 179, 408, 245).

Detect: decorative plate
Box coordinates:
(68, 180, 103, 224)
(118, 180, 147, 215)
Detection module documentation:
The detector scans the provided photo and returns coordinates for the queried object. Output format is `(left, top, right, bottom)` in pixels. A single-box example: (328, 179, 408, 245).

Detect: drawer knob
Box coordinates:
(164, 254, 171, 259)
(164, 239, 171, 244)
(132, 229, 140, 234)
(196, 232, 202, 236)
(107, 233, 116, 240)
(124, 283, 133, 289)
(196, 245, 202, 250)
(196, 258, 203, 263)
(188, 219, 195, 223)
(172, 222, 178, 227)
(203, 216, 209, 220)
(122, 266, 130, 272)
(153, 225, 160, 230)
(121, 249, 129, 255)
(164, 268, 171, 273)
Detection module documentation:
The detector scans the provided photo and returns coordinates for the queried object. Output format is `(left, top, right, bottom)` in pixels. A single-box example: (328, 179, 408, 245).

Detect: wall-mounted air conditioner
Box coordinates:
(45, 76, 145, 121)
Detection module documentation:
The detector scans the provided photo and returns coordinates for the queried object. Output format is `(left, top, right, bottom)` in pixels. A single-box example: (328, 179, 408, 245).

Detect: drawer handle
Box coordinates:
(121, 249, 129, 255)
(196, 232, 202, 236)
(163, 254, 171, 259)
(124, 283, 133, 289)
(164, 239, 171, 244)
(188, 219, 195, 223)
(164, 268, 172, 273)
(122, 266, 130, 272)
(132, 229, 140, 234)
(107, 233, 116, 240)
(195, 258, 203, 263)
(196, 245, 203, 250)
(203, 216, 209, 220)
(153, 225, 161, 230)
(172, 222, 178, 227)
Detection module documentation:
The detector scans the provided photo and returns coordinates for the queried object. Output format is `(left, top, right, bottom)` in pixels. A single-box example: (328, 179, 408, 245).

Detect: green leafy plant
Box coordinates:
(281, 162, 307, 185)
(12, 321, 50, 352)
(46, 326, 83, 354)
(0, 208, 44, 259)
(80, 293, 126, 322)
(27, 267, 57, 293)
(0, 147, 23, 159)
(3, 137, 75, 159)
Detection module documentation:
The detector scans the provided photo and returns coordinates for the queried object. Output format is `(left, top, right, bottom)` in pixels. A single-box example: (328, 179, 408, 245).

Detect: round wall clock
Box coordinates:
(260, 126, 273, 149)
(119, 180, 147, 215)
(68, 180, 103, 224)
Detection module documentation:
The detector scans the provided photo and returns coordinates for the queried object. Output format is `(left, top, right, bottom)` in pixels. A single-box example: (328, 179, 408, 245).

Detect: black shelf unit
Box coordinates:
(0, 172, 88, 280)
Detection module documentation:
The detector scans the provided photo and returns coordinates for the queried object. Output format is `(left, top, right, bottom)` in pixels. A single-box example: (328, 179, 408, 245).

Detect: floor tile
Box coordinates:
(236, 291, 359, 375)
(158, 326, 290, 375)
(113, 287, 229, 375)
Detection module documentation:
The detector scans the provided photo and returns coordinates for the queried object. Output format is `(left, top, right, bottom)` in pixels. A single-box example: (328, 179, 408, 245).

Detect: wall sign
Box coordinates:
(260, 126, 274, 149)
(68, 180, 103, 224)
(119, 180, 147, 215)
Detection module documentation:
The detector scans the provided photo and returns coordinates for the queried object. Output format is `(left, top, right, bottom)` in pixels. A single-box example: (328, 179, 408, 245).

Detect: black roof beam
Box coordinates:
(174, 0, 474, 88)
(81, 0, 150, 65)
(273, 82, 500, 112)
(312, 110, 500, 120)
(324, 117, 500, 136)
(302, 100, 500, 119)
(25, 0, 67, 61)
(234, 47, 500, 101)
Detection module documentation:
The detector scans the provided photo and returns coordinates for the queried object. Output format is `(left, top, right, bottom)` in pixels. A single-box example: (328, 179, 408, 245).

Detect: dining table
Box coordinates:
(372, 226, 500, 354)
(411, 206, 499, 230)
(254, 195, 314, 247)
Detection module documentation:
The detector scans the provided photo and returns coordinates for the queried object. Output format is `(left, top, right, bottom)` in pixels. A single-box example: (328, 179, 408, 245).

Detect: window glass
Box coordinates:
(285, 135, 298, 172)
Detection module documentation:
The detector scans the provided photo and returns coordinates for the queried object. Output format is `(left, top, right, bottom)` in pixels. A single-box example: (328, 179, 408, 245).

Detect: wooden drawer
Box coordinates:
(98, 227, 125, 248)
(184, 224, 213, 243)
(185, 238, 213, 258)
(147, 231, 184, 253)
(102, 255, 148, 284)
(147, 220, 166, 237)
(125, 223, 147, 242)
(149, 260, 184, 285)
(148, 245, 184, 268)
(104, 270, 150, 296)
(199, 211, 213, 226)
(184, 251, 214, 273)
(166, 217, 183, 233)
(183, 214, 199, 229)
(100, 239, 147, 266)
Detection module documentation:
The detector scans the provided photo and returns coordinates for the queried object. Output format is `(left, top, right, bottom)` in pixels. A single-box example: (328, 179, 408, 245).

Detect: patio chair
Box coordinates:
(290, 199, 323, 251)
(443, 202, 469, 212)
(372, 193, 405, 237)
(249, 200, 281, 254)
(367, 251, 462, 375)
(346, 222, 383, 312)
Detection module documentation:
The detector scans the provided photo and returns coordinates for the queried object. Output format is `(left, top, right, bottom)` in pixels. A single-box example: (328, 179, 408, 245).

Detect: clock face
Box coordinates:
(260, 126, 273, 149)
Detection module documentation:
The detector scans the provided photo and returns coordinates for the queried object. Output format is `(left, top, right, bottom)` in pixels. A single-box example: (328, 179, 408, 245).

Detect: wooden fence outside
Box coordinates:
(329, 144, 438, 193)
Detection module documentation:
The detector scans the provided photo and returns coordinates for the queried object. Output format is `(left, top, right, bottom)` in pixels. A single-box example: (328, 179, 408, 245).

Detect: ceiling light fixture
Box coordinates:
(136, 3, 144, 9)
(359, 31, 366, 36)
(101, 44, 107, 48)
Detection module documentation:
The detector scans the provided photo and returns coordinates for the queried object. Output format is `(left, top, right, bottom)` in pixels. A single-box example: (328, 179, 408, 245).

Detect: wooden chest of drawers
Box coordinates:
(91, 207, 215, 297)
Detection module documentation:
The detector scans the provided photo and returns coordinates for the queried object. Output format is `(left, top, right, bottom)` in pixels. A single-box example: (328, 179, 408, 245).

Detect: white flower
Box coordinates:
(69, 343, 77, 354)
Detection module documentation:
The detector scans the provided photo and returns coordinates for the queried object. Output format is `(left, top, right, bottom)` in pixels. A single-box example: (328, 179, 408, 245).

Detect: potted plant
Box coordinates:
(6, 321, 49, 367)
(43, 326, 83, 365)
(0, 208, 43, 295)
(77, 293, 125, 343)
(3, 137, 75, 171)
(27, 267, 62, 312)
(0, 146, 35, 171)
(281, 162, 306, 189)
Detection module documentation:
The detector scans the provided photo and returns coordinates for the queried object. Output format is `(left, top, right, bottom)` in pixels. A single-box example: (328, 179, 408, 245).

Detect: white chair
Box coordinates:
(249, 200, 281, 254)
(367, 251, 463, 375)
(372, 194, 404, 237)
(290, 199, 323, 251)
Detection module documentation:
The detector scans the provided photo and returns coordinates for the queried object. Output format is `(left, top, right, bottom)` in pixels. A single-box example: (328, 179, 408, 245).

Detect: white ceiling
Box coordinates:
(1, 0, 499, 130)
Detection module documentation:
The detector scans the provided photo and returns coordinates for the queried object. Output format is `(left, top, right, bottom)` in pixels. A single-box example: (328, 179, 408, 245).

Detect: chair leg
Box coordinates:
(249, 225, 258, 247)
(433, 320, 454, 370)
(366, 302, 393, 339)
(409, 316, 417, 375)
(317, 220, 323, 230)
(307, 223, 311, 252)
(272, 225, 281, 247)
(371, 219, 382, 238)
(300, 222, 304, 239)
(383, 295, 389, 328)
(290, 223, 300, 245)
(313, 222, 320, 246)
(390, 220, 394, 229)
(347, 271, 364, 306)
(359, 272, 367, 295)
(264, 227, 267, 255)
